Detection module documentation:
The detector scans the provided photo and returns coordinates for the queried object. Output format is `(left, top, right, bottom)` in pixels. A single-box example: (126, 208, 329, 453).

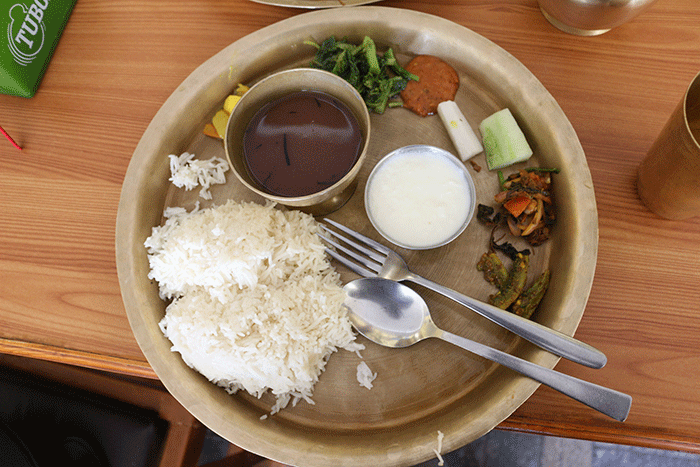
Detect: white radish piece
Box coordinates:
(437, 100, 483, 161)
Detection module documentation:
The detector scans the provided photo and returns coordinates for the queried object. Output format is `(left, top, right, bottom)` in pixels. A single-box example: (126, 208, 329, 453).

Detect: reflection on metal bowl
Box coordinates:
(538, 0, 659, 36)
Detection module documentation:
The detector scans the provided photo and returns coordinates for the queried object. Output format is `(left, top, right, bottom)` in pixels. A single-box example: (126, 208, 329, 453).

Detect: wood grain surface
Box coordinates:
(1, 0, 699, 456)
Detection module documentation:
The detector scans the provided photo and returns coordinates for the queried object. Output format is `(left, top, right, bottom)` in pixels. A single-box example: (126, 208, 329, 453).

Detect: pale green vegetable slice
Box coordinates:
(479, 108, 533, 170)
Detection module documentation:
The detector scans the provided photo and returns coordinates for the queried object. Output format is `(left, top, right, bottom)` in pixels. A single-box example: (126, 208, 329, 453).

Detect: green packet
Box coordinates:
(1, 0, 77, 98)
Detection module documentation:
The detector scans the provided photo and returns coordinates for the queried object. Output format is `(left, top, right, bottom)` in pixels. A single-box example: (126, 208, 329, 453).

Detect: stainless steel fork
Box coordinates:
(319, 218, 607, 369)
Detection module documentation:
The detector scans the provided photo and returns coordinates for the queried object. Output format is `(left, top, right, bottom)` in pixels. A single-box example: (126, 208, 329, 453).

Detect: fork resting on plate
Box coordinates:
(319, 219, 607, 369)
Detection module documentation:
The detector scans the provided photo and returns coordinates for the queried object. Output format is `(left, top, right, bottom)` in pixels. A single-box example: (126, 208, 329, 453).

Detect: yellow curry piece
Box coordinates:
(203, 83, 249, 139)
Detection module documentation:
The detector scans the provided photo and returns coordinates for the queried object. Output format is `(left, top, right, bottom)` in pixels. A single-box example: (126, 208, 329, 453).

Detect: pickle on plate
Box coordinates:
(488, 252, 529, 310)
(477, 251, 509, 290)
(511, 270, 551, 319)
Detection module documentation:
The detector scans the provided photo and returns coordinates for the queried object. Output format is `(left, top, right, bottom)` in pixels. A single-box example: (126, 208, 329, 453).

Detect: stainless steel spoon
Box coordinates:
(343, 277, 632, 422)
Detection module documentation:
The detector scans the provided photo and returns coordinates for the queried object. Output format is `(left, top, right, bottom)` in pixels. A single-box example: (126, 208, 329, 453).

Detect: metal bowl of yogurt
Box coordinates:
(364, 145, 476, 250)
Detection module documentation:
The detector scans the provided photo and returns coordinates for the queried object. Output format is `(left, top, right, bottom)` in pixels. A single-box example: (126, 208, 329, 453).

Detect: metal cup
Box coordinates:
(537, 0, 658, 36)
(637, 72, 700, 220)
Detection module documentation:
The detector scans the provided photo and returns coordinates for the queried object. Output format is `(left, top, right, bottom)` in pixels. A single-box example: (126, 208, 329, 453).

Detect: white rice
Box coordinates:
(356, 361, 377, 389)
(435, 430, 445, 466)
(168, 152, 229, 200)
(145, 199, 363, 414)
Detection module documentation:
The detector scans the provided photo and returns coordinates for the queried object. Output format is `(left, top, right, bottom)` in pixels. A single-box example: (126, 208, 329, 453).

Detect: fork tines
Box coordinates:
(318, 219, 386, 278)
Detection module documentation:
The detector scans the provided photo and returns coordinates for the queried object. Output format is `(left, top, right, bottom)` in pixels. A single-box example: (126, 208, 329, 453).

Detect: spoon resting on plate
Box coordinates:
(343, 277, 632, 422)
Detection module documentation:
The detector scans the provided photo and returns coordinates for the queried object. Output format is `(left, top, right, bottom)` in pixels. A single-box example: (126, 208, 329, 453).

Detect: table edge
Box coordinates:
(0, 338, 157, 379)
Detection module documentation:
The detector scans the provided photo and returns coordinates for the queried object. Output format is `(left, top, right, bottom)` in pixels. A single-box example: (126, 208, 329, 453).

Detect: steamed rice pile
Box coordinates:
(145, 199, 362, 413)
(168, 151, 229, 200)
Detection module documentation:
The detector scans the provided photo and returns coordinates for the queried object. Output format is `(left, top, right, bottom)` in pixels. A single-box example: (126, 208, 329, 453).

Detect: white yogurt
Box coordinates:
(365, 145, 475, 249)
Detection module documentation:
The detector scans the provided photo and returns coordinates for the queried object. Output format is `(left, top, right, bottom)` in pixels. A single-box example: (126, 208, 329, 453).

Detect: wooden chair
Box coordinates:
(0, 354, 290, 467)
(0, 354, 203, 466)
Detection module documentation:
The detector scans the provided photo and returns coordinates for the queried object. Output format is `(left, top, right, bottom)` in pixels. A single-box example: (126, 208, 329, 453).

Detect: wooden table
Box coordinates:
(2, 0, 699, 459)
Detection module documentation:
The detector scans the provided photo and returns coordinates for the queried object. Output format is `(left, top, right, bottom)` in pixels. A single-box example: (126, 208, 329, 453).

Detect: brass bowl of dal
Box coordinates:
(224, 68, 371, 216)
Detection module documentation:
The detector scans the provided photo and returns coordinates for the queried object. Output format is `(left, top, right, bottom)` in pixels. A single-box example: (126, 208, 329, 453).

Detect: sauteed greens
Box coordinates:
(305, 36, 419, 114)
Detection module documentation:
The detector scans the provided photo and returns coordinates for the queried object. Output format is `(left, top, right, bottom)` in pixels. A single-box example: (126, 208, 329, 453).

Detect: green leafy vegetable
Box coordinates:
(304, 36, 419, 114)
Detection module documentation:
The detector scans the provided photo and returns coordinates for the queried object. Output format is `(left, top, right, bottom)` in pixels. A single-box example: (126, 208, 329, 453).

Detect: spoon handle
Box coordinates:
(408, 274, 607, 369)
(438, 329, 631, 421)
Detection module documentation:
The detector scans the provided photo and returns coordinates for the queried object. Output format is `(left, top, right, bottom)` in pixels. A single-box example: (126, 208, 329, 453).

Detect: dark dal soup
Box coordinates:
(243, 90, 362, 197)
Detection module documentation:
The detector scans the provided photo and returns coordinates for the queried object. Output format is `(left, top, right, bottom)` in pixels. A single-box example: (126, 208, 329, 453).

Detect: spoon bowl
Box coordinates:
(344, 276, 430, 348)
(343, 277, 632, 422)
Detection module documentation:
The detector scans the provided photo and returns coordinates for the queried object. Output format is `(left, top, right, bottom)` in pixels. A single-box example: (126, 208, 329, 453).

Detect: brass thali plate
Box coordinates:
(116, 7, 598, 467)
